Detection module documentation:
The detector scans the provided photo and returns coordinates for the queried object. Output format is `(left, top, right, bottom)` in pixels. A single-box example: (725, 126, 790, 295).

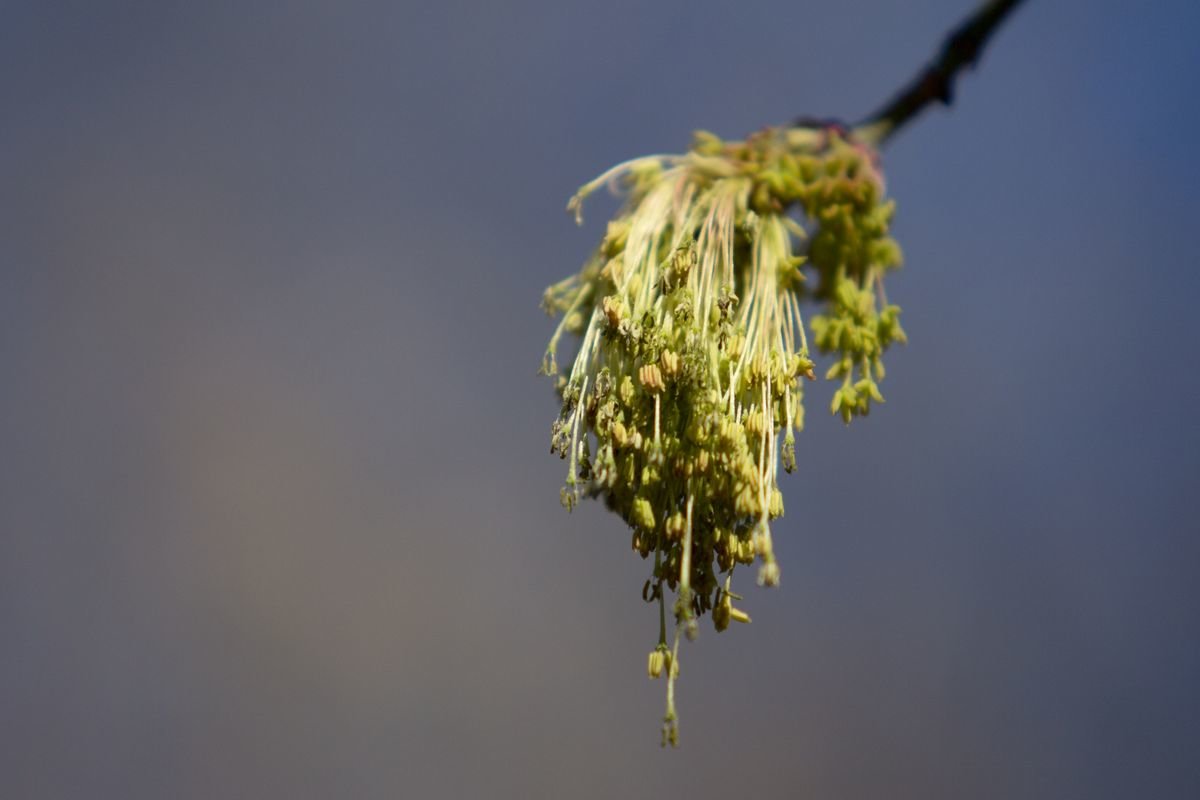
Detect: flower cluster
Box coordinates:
(541, 125, 905, 745)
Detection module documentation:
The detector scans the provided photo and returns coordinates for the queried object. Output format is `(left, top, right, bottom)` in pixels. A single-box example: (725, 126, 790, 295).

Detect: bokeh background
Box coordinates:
(3, 1, 1198, 797)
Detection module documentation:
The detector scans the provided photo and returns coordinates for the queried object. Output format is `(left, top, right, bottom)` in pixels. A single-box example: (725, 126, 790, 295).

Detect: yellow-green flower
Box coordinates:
(541, 124, 905, 745)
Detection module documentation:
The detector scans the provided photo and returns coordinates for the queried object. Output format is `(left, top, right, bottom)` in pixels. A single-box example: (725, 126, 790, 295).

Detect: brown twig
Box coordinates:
(852, 0, 1028, 147)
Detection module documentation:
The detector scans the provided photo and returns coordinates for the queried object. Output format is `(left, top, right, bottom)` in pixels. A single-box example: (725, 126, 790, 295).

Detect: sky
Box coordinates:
(2, 1, 1198, 798)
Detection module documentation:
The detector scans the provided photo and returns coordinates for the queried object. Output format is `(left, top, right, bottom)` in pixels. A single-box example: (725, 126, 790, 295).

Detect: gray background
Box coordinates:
(3, 1, 1198, 797)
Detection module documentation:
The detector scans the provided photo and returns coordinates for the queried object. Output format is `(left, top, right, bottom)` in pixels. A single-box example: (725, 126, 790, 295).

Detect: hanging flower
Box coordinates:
(541, 124, 906, 745)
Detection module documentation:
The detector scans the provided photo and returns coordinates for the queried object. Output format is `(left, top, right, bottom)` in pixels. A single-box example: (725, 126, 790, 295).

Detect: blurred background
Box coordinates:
(2, 1, 1198, 797)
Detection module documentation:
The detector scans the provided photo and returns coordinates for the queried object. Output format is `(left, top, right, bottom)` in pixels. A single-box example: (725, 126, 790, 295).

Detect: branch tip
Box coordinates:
(850, 0, 1028, 146)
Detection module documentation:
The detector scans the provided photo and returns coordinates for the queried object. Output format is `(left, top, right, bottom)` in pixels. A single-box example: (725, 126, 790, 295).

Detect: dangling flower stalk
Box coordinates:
(542, 126, 905, 745)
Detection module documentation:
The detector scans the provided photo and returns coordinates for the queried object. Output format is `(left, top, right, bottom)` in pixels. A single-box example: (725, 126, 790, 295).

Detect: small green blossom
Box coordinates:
(541, 124, 905, 744)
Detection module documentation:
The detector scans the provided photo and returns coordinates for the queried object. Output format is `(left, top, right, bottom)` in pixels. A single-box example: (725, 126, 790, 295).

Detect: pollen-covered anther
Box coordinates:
(748, 358, 767, 385)
(639, 363, 665, 393)
(713, 598, 730, 632)
(736, 538, 755, 565)
(647, 649, 665, 679)
(758, 562, 781, 587)
(728, 606, 751, 624)
(744, 409, 767, 438)
(768, 488, 784, 518)
(602, 295, 626, 328)
(631, 496, 656, 530)
(659, 350, 681, 379)
(611, 420, 629, 448)
(794, 353, 817, 381)
(665, 511, 687, 542)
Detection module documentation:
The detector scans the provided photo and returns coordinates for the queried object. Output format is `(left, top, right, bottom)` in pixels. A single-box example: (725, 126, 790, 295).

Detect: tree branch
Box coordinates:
(853, 0, 1027, 147)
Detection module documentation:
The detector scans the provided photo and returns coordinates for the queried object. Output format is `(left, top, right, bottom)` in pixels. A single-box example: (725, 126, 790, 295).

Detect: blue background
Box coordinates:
(2, 1, 1198, 797)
